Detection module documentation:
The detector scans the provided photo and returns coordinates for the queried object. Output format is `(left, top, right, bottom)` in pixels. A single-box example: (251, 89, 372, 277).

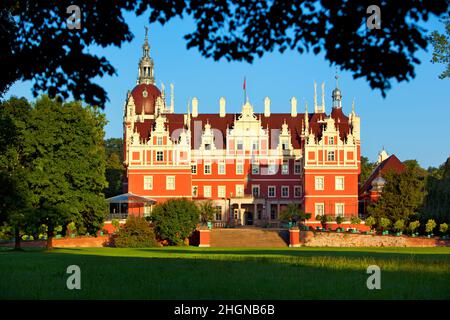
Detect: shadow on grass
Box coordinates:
(133, 247, 450, 262)
(0, 250, 449, 300)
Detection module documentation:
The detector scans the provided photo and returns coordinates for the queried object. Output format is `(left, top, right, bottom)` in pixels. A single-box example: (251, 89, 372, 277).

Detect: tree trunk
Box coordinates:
(46, 226, 54, 250)
(14, 226, 21, 250)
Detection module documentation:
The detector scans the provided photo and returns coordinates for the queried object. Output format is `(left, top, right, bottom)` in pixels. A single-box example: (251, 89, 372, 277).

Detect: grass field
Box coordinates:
(0, 246, 449, 299)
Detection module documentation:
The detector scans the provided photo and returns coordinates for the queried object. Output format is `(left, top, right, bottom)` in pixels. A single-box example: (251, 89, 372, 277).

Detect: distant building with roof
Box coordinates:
(359, 149, 406, 215)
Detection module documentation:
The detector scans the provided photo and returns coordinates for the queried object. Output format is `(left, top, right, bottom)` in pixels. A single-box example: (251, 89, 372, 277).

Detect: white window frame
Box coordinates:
(218, 185, 226, 198)
(282, 161, 289, 175)
(204, 163, 212, 175)
(252, 185, 260, 197)
(294, 162, 302, 174)
(335, 203, 345, 217)
(315, 203, 325, 217)
(281, 186, 289, 198)
(327, 150, 335, 161)
(156, 151, 164, 161)
(218, 162, 226, 175)
(236, 162, 244, 175)
(268, 186, 276, 198)
(236, 184, 244, 197)
(252, 163, 260, 174)
(204, 185, 212, 198)
(166, 176, 175, 190)
(335, 176, 345, 191)
(329, 136, 334, 145)
(191, 164, 197, 174)
(294, 186, 302, 197)
(315, 176, 324, 190)
(268, 160, 277, 175)
(143, 176, 153, 190)
(236, 140, 243, 150)
(157, 136, 163, 145)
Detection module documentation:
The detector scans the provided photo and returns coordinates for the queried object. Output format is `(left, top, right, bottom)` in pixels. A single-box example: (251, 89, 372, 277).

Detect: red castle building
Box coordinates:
(118, 31, 362, 227)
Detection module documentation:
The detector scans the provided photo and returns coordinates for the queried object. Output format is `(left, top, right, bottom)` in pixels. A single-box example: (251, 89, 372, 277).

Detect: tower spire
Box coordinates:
(137, 26, 155, 85)
(332, 72, 342, 109)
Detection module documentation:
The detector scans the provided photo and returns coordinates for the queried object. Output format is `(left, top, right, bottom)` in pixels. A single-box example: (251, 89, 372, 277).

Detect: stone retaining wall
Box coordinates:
(300, 231, 450, 247)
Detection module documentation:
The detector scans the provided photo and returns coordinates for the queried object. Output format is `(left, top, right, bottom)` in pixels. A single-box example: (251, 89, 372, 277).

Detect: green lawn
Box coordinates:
(0, 246, 449, 299)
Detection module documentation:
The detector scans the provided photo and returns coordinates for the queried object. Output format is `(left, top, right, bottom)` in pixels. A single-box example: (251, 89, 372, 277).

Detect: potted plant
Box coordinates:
(379, 217, 391, 235)
(425, 219, 437, 238)
(365, 216, 376, 234)
(408, 220, 420, 237)
(439, 223, 448, 239)
(279, 203, 302, 229)
(67, 222, 77, 238)
(198, 200, 216, 229)
(336, 215, 344, 232)
(393, 219, 405, 236)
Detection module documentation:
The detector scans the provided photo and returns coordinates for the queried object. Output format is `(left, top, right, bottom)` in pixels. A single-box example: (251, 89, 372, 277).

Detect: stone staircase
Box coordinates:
(210, 227, 289, 247)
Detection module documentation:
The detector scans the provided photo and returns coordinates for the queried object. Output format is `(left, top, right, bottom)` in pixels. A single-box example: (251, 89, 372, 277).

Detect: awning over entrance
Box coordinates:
(106, 192, 156, 204)
(106, 193, 156, 220)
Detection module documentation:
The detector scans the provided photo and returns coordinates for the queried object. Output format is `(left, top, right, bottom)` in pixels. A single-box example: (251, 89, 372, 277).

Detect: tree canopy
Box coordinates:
(1, 0, 448, 106)
(367, 160, 426, 224)
(0, 95, 108, 249)
(430, 17, 450, 79)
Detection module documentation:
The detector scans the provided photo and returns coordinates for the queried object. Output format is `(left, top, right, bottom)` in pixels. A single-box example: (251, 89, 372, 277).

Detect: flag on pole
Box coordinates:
(243, 77, 247, 104)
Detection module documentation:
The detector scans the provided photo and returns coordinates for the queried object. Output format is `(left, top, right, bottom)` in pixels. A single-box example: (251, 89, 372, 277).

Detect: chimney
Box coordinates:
(219, 97, 226, 117)
(264, 97, 271, 117)
(291, 97, 297, 117)
(192, 97, 198, 117)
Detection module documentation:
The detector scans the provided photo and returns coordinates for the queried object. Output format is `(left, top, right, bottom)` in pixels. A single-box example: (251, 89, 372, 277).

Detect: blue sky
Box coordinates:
(5, 11, 450, 168)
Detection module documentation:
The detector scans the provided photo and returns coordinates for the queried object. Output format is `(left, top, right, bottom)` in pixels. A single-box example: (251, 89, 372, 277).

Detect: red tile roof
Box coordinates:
(133, 108, 351, 150)
(359, 154, 406, 195)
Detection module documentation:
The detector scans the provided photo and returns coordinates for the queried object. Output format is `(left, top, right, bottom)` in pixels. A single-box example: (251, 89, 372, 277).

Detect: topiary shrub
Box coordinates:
(350, 216, 361, 224)
(365, 216, 376, 230)
(114, 215, 158, 248)
(151, 198, 200, 246)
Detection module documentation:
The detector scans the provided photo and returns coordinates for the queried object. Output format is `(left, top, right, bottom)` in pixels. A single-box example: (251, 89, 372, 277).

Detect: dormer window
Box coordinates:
(329, 137, 334, 145)
(237, 140, 243, 150)
(157, 137, 163, 145)
(205, 143, 211, 150)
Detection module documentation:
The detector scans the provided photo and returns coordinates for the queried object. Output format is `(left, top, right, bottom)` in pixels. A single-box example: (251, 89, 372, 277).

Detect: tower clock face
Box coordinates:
(142, 89, 148, 98)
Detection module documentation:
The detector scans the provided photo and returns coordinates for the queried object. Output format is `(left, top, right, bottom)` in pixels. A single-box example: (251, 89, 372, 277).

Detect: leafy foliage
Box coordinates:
(425, 219, 437, 234)
(198, 200, 217, 225)
(350, 216, 362, 224)
(379, 217, 391, 230)
(394, 219, 405, 232)
(367, 161, 426, 223)
(279, 203, 302, 224)
(365, 216, 376, 229)
(408, 220, 420, 233)
(1, 1, 448, 105)
(439, 223, 448, 234)
(151, 198, 199, 246)
(114, 215, 158, 247)
(430, 17, 450, 79)
(422, 158, 450, 224)
(360, 156, 376, 185)
(0, 95, 108, 249)
(104, 138, 125, 198)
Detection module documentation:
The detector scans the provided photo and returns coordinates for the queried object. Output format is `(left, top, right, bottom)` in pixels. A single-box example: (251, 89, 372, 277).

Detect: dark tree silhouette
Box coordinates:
(1, 0, 448, 107)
